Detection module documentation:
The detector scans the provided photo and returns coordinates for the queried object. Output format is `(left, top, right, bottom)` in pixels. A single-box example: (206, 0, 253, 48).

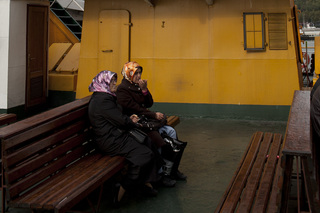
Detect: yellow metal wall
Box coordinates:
(76, 0, 300, 106)
(315, 37, 320, 76)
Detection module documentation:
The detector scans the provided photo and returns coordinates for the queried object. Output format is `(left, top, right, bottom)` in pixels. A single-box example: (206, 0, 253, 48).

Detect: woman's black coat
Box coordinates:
(88, 92, 138, 154)
(116, 78, 167, 148)
(116, 78, 156, 119)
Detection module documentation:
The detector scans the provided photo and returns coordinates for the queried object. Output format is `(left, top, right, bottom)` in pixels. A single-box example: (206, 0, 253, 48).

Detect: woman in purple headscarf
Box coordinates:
(88, 70, 162, 206)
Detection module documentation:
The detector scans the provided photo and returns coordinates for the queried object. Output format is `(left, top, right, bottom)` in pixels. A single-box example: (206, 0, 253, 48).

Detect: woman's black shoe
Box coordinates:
(161, 175, 176, 187)
(113, 183, 121, 208)
(173, 170, 187, 181)
(142, 185, 158, 197)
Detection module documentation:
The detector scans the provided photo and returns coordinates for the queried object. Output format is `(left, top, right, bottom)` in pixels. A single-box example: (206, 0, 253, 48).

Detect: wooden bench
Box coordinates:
(0, 113, 16, 126)
(281, 90, 320, 212)
(214, 131, 284, 213)
(167, 115, 180, 127)
(0, 96, 180, 213)
(0, 113, 17, 187)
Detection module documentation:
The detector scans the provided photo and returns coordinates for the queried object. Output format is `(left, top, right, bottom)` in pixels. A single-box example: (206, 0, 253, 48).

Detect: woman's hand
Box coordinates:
(130, 114, 140, 123)
(139, 79, 148, 91)
(155, 112, 164, 120)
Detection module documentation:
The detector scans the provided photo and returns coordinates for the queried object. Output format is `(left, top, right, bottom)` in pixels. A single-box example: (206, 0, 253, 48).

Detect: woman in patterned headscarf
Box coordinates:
(116, 62, 187, 186)
(88, 70, 162, 205)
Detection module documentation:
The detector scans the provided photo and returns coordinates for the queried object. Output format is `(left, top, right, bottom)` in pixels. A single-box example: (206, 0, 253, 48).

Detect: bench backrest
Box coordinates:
(0, 114, 17, 126)
(0, 96, 92, 201)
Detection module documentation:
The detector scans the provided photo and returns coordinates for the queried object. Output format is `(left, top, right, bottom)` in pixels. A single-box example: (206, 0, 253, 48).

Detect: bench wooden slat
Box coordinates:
(267, 155, 284, 213)
(6, 130, 90, 184)
(32, 155, 117, 208)
(283, 90, 311, 156)
(14, 155, 123, 211)
(8, 143, 93, 198)
(220, 131, 263, 213)
(49, 156, 124, 209)
(0, 96, 90, 140)
(55, 156, 125, 213)
(5, 120, 87, 169)
(252, 133, 282, 212)
(236, 132, 273, 212)
(11, 154, 105, 209)
(3, 106, 88, 150)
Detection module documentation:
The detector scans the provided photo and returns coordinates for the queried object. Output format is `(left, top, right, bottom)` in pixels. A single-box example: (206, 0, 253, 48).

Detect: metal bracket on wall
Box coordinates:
(144, 0, 154, 7)
(205, 0, 214, 6)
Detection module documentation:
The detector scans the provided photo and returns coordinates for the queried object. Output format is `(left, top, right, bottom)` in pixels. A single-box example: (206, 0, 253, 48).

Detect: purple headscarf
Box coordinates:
(88, 70, 117, 96)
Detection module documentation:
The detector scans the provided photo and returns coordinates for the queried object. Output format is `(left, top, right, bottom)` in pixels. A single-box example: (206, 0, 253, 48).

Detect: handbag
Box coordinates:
(138, 115, 167, 131)
(161, 132, 185, 152)
(129, 128, 148, 143)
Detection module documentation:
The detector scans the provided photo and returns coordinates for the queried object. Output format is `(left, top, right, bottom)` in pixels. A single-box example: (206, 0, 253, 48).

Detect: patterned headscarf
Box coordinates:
(88, 70, 117, 96)
(121, 61, 142, 82)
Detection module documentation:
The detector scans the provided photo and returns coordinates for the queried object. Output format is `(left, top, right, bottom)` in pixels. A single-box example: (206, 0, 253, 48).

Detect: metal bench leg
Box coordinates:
(66, 185, 104, 213)
(301, 157, 319, 212)
(281, 155, 293, 213)
(86, 184, 104, 213)
(297, 157, 301, 212)
(96, 184, 104, 212)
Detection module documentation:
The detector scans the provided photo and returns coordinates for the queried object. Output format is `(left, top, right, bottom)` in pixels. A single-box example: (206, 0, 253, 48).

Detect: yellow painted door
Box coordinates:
(98, 10, 130, 75)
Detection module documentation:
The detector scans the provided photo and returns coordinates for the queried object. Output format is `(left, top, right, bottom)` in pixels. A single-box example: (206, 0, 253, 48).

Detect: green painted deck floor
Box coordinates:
(4, 118, 288, 213)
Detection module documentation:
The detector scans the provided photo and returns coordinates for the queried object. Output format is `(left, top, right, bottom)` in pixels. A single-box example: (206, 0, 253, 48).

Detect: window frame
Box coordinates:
(243, 12, 265, 51)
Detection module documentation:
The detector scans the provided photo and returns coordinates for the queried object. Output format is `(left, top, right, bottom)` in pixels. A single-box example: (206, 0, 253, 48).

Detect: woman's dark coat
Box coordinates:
(89, 92, 157, 166)
(89, 92, 136, 153)
(116, 78, 166, 148)
(116, 78, 157, 119)
(88, 92, 164, 186)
